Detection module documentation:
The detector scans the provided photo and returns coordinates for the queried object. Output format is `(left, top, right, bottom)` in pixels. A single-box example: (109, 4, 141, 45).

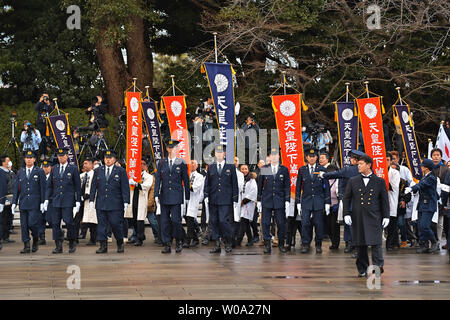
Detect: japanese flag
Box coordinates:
(435, 124, 450, 162)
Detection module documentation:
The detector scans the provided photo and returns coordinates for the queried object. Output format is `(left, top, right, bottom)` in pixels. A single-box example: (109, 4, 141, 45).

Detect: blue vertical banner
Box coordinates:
(203, 62, 236, 160)
(47, 114, 78, 166)
(142, 101, 164, 168)
(335, 101, 359, 167)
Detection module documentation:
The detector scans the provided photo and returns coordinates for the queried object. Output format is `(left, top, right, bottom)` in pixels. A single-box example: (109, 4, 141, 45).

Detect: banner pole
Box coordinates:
(364, 81, 370, 99)
(282, 71, 287, 95)
(145, 85, 150, 99)
(213, 32, 218, 63)
(53, 98, 60, 115)
(396, 86, 403, 105)
(133, 78, 137, 92)
(170, 75, 176, 96)
(345, 82, 350, 102)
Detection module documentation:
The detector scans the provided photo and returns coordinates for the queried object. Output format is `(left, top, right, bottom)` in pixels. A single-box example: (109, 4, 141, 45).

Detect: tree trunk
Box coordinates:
(95, 40, 131, 116)
(126, 15, 154, 96)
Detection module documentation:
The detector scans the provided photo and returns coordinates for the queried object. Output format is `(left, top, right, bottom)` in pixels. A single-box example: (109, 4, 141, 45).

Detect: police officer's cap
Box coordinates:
(166, 139, 180, 148)
(104, 149, 116, 158)
(420, 158, 434, 170)
(56, 148, 69, 156)
(270, 147, 280, 155)
(42, 160, 51, 167)
(306, 148, 318, 157)
(350, 149, 365, 159)
(24, 150, 36, 158)
(215, 145, 226, 153)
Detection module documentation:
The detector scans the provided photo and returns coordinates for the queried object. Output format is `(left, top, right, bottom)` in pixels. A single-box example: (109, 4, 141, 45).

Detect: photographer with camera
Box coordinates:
(304, 123, 331, 153)
(20, 121, 42, 158)
(34, 93, 55, 159)
(240, 114, 260, 166)
(85, 95, 109, 130)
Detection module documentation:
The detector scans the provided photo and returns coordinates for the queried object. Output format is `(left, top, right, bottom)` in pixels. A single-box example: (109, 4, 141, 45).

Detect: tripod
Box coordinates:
(93, 130, 109, 159)
(113, 122, 127, 163)
(3, 117, 21, 169)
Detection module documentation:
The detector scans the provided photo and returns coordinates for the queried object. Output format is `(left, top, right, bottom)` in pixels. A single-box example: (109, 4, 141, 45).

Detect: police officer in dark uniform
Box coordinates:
(204, 145, 239, 254)
(257, 147, 290, 254)
(12, 150, 46, 253)
(318, 150, 362, 253)
(295, 148, 331, 254)
(89, 149, 130, 253)
(45, 148, 81, 254)
(154, 139, 190, 254)
(405, 158, 439, 254)
(38, 160, 53, 245)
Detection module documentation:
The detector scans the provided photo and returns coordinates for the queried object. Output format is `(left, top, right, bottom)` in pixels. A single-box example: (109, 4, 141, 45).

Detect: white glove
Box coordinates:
(344, 215, 352, 225)
(40, 203, 45, 213)
(257, 201, 262, 213)
(0, 204, 3, 213)
(124, 203, 129, 212)
(11, 204, 16, 213)
(382, 218, 390, 228)
(75, 202, 80, 213)
(404, 187, 412, 194)
(155, 197, 160, 206)
(43, 200, 49, 212)
(204, 197, 209, 207)
(325, 204, 330, 216)
(285, 201, 290, 209)
(297, 203, 301, 214)
(89, 202, 95, 212)
(318, 172, 325, 179)
(129, 178, 136, 186)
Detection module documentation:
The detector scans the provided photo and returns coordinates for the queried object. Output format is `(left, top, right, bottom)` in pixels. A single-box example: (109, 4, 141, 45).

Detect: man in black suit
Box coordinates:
(343, 153, 390, 277)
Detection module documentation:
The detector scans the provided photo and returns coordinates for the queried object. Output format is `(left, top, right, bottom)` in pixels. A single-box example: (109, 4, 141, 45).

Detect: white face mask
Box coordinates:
(94, 164, 99, 169)
(7, 161, 12, 169)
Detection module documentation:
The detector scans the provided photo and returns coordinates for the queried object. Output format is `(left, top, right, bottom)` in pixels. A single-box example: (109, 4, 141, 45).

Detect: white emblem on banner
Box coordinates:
(401, 111, 409, 124)
(55, 120, 66, 131)
(342, 108, 354, 121)
(214, 74, 229, 93)
(170, 101, 182, 117)
(279, 100, 296, 117)
(364, 103, 378, 119)
(147, 108, 155, 120)
(130, 97, 139, 113)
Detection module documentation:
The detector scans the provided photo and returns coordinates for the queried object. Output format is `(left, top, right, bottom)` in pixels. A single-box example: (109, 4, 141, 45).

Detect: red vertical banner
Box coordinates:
(356, 97, 389, 189)
(272, 94, 305, 198)
(126, 91, 143, 183)
(162, 95, 191, 172)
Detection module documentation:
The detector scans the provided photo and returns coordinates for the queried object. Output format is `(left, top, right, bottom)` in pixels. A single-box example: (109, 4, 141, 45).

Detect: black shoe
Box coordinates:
(279, 240, 287, 253)
(210, 240, 221, 253)
(191, 238, 200, 247)
(176, 241, 183, 253)
(252, 236, 260, 243)
(351, 251, 358, 258)
(20, 241, 31, 254)
(430, 242, 439, 254)
(245, 241, 254, 247)
(358, 272, 367, 278)
(37, 238, 46, 245)
(117, 240, 124, 253)
(69, 240, 76, 253)
(182, 240, 190, 248)
(329, 245, 339, 250)
(96, 241, 108, 254)
(416, 243, 429, 254)
(78, 234, 86, 240)
(386, 247, 394, 252)
(2, 238, 15, 244)
(86, 239, 96, 246)
(202, 237, 209, 245)
(301, 244, 310, 253)
(128, 238, 136, 244)
(344, 242, 351, 253)
(134, 239, 143, 246)
(52, 240, 63, 254)
(316, 243, 322, 254)
(155, 239, 163, 246)
(161, 244, 171, 254)
(32, 237, 39, 253)
(225, 239, 232, 253)
(263, 240, 271, 254)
